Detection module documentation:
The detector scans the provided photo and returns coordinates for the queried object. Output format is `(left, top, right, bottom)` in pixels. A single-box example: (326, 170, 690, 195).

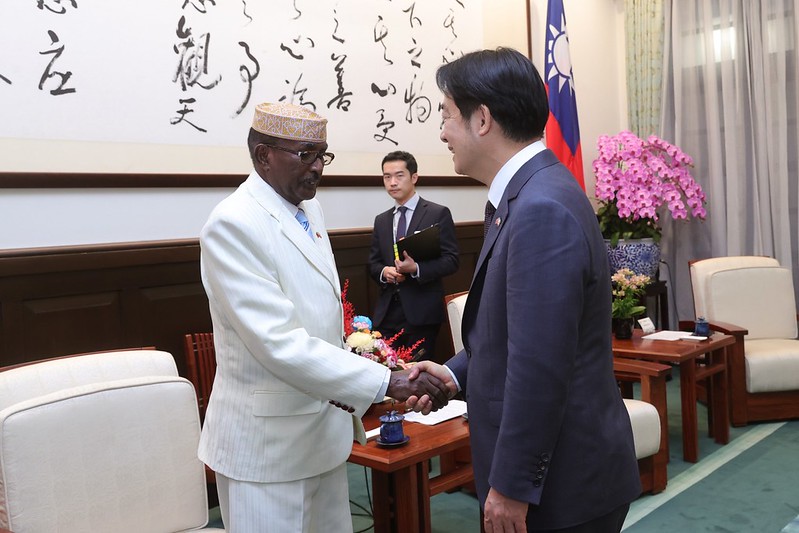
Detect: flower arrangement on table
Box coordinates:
(593, 131, 708, 246)
(341, 280, 422, 369)
(611, 268, 651, 319)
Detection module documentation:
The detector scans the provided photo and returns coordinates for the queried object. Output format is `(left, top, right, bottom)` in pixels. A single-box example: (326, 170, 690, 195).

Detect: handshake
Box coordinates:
(386, 361, 458, 415)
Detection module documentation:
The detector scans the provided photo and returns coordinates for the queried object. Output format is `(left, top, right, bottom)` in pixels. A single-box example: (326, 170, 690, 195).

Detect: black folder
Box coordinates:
(395, 225, 441, 261)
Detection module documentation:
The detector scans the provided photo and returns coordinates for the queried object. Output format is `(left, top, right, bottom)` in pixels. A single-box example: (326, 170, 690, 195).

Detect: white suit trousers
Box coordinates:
(216, 463, 353, 533)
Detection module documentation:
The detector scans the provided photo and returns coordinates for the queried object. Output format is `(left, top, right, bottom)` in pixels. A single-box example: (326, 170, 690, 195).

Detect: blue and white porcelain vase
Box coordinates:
(605, 238, 661, 278)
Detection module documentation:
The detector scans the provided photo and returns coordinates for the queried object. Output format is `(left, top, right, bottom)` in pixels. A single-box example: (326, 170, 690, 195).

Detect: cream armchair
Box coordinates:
(444, 293, 668, 494)
(0, 349, 223, 532)
(687, 256, 799, 426)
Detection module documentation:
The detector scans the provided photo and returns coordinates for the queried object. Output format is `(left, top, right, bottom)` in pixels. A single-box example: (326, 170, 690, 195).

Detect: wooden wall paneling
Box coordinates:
(0, 266, 130, 366)
(329, 230, 375, 320)
(0, 173, 481, 189)
(138, 282, 212, 376)
(0, 225, 482, 371)
(0, 240, 204, 370)
(442, 224, 483, 297)
(19, 291, 124, 364)
(0, 298, 25, 364)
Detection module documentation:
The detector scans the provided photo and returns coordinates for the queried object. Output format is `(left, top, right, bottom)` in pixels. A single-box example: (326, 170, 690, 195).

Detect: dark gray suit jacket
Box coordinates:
(446, 150, 640, 530)
(368, 197, 459, 327)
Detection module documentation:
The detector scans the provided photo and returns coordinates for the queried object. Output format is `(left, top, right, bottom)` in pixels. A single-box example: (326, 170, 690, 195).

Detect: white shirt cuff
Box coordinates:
(444, 364, 462, 392)
(373, 368, 391, 402)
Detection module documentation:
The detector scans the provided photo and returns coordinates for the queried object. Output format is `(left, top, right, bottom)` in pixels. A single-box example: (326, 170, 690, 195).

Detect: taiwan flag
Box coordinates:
(544, 0, 585, 190)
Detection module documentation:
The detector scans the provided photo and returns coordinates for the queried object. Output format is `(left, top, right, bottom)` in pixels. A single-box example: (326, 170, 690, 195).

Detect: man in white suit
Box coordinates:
(199, 102, 450, 532)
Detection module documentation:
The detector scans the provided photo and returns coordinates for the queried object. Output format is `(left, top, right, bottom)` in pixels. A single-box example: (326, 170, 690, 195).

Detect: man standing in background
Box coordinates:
(369, 150, 460, 361)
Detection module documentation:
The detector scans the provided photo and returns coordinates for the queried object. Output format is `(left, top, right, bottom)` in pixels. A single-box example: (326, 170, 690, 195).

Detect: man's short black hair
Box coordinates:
(381, 151, 418, 175)
(435, 47, 549, 142)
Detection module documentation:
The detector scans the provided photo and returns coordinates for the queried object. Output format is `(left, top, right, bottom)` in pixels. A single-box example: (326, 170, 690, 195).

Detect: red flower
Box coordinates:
(341, 279, 355, 337)
(341, 280, 425, 368)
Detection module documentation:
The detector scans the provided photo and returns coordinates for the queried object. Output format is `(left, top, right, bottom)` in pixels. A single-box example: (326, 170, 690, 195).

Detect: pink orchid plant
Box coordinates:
(593, 131, 707, 246)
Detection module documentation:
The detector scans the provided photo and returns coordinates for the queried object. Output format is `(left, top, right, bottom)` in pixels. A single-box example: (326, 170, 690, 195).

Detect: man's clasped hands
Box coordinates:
(387, 361, 457, 414)
(328, 361, 456, 414)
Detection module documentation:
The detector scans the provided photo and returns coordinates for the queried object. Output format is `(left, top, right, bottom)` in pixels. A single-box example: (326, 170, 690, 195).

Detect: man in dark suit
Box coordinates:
(409, 48, 641, 532)
(369, 151, 459, 361)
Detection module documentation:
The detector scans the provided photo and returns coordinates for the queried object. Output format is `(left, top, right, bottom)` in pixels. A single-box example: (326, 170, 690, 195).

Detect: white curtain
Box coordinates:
(625, 0, 665, 138)
(659, 0, 799, 323)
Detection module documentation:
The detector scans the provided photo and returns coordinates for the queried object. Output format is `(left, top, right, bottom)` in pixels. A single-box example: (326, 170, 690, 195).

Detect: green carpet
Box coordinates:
(207, 370, 799, 532)
(348, 458, 480, 533)
(624, 420, 799, 532)
(783, 515, 799, 533)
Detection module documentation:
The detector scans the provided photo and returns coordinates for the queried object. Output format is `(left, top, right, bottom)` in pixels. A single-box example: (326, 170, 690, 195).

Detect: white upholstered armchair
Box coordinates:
(687, 256, 799, 426)
(0, 349, 223, 532)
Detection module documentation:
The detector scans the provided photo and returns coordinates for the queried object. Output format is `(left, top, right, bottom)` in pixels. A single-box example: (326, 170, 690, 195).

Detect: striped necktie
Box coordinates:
(295, 208, 314, 239)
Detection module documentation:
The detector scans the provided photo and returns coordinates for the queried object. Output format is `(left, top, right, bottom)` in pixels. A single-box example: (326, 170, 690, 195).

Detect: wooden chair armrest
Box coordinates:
(613, 358, 671, 418)
(613, 358, 671, 379)
(444, 290, 469, 304)
(613, 356, 669, 486)
(679, 319, 748, 336)
(708, 320, 748, 336)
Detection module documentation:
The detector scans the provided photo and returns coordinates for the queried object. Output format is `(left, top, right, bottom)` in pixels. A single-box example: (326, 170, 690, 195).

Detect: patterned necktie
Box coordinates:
(294, 208, 314, 239)
(396, 206, 408, 241)
(484, 201, 496, 238)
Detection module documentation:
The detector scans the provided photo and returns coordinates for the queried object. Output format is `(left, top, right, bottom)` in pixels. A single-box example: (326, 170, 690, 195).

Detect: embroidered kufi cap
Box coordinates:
(251, 102, 327, 142)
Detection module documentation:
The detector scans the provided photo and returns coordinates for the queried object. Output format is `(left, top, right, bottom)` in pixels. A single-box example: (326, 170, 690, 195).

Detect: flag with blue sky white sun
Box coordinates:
(544, 0, 585, 190)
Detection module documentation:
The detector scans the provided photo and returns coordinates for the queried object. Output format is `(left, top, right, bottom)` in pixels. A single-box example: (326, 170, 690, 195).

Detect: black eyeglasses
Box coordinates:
(264, 144, 335, 166)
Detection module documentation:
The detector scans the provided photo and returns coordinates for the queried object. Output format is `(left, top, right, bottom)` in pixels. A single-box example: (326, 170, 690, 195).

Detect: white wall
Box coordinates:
(0, 0, 627, 250)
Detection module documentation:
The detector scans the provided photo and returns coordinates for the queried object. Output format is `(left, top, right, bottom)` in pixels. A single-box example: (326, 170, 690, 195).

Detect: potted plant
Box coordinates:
(611, 268, 651, 339)
(593, 131, 707, 277)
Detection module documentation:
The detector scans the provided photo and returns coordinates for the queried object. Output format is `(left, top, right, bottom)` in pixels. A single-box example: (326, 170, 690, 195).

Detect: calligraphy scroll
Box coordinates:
(0, 0, 483, 158)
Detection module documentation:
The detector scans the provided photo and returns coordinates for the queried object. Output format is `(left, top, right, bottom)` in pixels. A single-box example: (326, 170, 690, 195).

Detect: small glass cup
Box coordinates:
(379, 410, 405, 443)
(694, 317, 710, 337)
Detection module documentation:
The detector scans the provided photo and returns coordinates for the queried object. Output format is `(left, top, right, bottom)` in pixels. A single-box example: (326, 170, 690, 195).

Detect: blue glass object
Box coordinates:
(694, 317, 710, 337)
(379, 410, 405, 443)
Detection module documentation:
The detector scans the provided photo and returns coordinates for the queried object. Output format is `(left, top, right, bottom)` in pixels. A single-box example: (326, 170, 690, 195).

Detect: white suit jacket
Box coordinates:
(198, 172, 389, 483)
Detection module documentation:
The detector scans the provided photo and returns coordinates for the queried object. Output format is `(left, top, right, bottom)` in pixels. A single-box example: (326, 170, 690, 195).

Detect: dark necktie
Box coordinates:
(484, 201, 496, 237)
(396, 206, 408, 241)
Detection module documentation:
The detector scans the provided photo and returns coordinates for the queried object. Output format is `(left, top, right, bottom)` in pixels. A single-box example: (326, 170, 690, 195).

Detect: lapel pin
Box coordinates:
(495, 217, 501, 226)
(315, 232, 322, 239)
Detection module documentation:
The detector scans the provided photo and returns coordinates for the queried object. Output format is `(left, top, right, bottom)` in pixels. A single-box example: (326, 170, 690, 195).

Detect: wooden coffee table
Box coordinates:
(348, 402, 472, 533)
(612, 331, 735, 462)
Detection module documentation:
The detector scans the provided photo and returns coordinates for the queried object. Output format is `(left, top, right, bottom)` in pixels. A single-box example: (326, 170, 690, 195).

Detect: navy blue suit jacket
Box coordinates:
(368, 197, 459, 327)
(446, 150, 640, 529)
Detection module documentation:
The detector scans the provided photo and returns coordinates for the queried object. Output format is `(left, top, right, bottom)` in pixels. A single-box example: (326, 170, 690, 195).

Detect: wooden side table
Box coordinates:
(612, 331, 735, 462)
(349, 403, 472, 533)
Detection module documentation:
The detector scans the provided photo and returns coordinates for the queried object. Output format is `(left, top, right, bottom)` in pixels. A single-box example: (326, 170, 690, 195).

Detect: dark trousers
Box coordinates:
(480, 502, 630, 533)
(377, 294, 440, 361)
(544, 503, 630, 533)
